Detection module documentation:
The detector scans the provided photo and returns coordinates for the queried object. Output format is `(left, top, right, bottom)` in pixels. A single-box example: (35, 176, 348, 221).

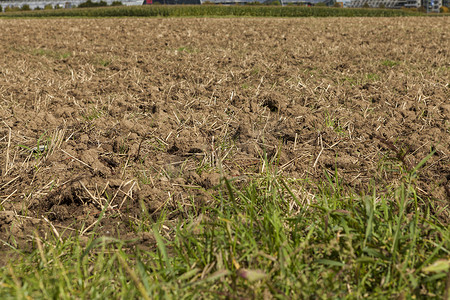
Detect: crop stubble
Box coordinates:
(0, 17, 449, 256)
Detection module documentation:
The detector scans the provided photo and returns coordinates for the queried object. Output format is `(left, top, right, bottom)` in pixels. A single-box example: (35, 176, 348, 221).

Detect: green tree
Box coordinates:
(268, 0, 281, 5)
(21, 4, 31, 10)
(44, 4, 53, 9)
(79, 0, 108, 7)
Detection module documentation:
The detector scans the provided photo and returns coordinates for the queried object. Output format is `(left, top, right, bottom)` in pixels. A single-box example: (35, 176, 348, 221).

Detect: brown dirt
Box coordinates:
(0, 17, 449, 256)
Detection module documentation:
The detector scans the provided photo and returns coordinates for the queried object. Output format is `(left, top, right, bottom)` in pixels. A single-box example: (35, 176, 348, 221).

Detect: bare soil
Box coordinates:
(0, 17, 449, 257)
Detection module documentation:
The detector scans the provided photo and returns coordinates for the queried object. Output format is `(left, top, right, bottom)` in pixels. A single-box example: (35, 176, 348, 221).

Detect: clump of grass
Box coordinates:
(81, 107, 103, 121)
(176, 46, 195, 54)
(32, 48, 71, 60)
(366, 73, 380, 81)
(17, 128, 66, 169)
(381, 59, 400, 67)
(95, 58, 112, 67)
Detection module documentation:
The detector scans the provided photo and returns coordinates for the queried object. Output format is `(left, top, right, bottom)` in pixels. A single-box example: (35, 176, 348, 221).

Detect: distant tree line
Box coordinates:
(0, 0, 123, 12)
(78, 0, 123, 7)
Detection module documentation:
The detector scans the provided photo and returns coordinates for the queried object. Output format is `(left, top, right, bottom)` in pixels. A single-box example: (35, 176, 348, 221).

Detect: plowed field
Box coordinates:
(0, 17, 449, 256)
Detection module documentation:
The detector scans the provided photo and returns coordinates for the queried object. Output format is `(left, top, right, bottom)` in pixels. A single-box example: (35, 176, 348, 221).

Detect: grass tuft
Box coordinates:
(0, 153, 448, 298)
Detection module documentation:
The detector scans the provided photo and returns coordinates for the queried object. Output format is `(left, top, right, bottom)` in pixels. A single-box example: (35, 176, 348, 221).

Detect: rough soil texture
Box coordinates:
(0, 17, 449, 256)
